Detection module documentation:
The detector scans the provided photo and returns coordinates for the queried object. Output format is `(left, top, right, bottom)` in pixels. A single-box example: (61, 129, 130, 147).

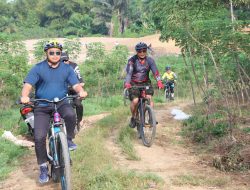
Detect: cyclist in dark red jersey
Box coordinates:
(124, 42, 164, 128)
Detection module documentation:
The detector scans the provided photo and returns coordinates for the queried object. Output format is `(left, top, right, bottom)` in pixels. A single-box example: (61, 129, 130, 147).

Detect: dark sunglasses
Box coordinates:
(137, 49, 147, 53)
(48, 51, 61, 56)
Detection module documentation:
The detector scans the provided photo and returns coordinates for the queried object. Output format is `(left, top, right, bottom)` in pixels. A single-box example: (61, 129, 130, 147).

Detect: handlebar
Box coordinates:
(130, 86, 150, 90)
(17, 95, 79, 105)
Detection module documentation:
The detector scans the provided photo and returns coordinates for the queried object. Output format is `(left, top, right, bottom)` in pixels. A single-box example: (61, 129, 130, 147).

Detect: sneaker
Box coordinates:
(68, 139, 77, 151)
(39, 165, 49, 184)
(129, 117, 136, 128)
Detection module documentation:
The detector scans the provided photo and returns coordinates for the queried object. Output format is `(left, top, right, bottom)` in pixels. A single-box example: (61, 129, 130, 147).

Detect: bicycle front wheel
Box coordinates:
(57, 132, 72, 190)
(139, 105, 157, 147)
(165, 88, 170, 101)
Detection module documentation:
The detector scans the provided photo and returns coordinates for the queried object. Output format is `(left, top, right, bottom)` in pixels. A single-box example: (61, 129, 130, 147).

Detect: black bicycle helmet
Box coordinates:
(135, 42, 147, 51)
(44, 40, 63, 51)
(166, 66, 171, 70)
(61, 51, 69, 62)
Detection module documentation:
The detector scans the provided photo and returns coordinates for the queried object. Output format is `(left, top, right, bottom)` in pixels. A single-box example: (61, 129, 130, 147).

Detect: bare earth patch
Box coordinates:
(24, 34, 181, 64)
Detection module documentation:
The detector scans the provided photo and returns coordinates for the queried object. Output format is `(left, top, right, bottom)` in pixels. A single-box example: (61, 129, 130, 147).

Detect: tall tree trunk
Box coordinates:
(187, 45, 205, 94)
(182, 49, 196, 105)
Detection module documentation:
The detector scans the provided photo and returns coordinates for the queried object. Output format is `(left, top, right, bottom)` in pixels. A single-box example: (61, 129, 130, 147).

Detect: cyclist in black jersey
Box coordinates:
(124, 42, 164, 128)
(61, 52, 85, 128)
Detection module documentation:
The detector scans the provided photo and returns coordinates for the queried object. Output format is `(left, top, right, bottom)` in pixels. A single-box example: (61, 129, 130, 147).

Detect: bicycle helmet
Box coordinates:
(61, 51, 69, 62)
(44, 40, 63, 51)
(166, 66, 171, 70)
(135, 42, 147, 51)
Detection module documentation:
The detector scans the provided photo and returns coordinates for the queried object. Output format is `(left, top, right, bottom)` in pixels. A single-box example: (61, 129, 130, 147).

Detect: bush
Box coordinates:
(83, 42, 129, 97)
(182, 111, 230, 143)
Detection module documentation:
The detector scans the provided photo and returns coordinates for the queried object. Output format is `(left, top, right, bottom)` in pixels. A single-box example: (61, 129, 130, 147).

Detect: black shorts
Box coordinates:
(128, 82, 154, 101)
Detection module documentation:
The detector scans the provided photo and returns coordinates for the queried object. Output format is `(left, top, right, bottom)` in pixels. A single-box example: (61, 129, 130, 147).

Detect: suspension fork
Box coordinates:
(49, 127, 60, 167)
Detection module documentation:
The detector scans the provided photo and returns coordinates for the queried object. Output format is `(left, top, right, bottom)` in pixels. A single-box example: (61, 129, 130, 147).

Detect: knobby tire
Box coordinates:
(139, 104, 156, 147)
(57, 132, 72, 190)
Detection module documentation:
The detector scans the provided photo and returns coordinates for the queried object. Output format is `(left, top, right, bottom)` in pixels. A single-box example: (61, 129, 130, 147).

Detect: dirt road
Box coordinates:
(1, 102, 249, 190)
(24, 34, 181, 64)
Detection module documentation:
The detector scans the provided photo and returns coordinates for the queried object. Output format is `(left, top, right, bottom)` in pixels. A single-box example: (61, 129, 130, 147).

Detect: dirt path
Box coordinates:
(1, 103, 249, 190)
(106, 102, 250, 190)
(0, 113, 109, 190)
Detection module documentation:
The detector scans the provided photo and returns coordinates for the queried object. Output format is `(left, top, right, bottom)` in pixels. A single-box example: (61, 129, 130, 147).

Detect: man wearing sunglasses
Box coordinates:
(61, 51, 85, 129)
(20, 40, 88, 184)
(124, 42, 164, 128)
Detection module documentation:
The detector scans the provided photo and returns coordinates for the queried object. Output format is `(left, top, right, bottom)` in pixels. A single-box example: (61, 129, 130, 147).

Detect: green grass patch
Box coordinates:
(117, 125, 140, 160)
(0, 138, 28, 181)
(84, 95, 124, 116)
(72, 108, 163, 189)
(171, 174, 229, 187)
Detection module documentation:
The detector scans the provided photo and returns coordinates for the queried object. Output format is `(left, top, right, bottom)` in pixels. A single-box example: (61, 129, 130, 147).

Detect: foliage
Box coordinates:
(147, 0, 250, 141)
(0, 33, 29, 108)
(83, 42, 129, 96)
(182, 106, 230, 143)
(0, 0, 154, 38)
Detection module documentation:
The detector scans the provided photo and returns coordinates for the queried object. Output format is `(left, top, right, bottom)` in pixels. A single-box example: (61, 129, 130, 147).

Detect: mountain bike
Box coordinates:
(132, 86, 157, 147)
(20, 95, 78, 190)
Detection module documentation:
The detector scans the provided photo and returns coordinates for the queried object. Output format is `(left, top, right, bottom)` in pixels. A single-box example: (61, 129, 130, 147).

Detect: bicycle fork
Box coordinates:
(48, 128, 60, 167)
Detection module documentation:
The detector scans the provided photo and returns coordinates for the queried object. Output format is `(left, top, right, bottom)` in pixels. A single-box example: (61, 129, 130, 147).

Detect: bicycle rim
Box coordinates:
(57, 132, 72, 190)
(140, 105, 156, 147)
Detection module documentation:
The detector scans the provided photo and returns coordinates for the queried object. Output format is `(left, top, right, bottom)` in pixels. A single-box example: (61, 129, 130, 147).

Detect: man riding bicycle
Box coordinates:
(20, 40, 87, 184)
(61, 51, 85, 128)
(124, 42, 164, 128)
(162, 66, 177, 100)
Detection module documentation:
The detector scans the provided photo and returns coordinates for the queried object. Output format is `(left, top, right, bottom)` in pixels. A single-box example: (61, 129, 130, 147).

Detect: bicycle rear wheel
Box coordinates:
(57, 132, 72, 190)
(139, 105, 156, 147)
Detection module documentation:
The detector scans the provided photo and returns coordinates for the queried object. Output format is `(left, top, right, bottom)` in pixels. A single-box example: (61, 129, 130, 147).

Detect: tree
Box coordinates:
(92, 0, 128, 36)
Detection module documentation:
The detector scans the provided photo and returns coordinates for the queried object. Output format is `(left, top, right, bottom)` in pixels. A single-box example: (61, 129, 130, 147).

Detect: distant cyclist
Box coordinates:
(124, 42, 164, 128)
(61, 51, 85, 128)
(20, 40, 87, 184)
(162, 66, 177, 100)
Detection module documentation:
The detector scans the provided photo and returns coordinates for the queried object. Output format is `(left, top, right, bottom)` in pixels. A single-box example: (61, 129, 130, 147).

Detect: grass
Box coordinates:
(171, 173, 230, 187)
(0, 108, 29, 181)
(71, 107, 164, 189)
(84, 95, 124, 116)
(117, 124, 140, 160)
(0, 138, 28, 180)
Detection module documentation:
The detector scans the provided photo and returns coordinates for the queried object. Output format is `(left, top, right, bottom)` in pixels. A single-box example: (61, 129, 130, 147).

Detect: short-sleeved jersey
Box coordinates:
(162, 71, 177, 81)
(125, 55, 161, 84)
(24, 60, 79, 100)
